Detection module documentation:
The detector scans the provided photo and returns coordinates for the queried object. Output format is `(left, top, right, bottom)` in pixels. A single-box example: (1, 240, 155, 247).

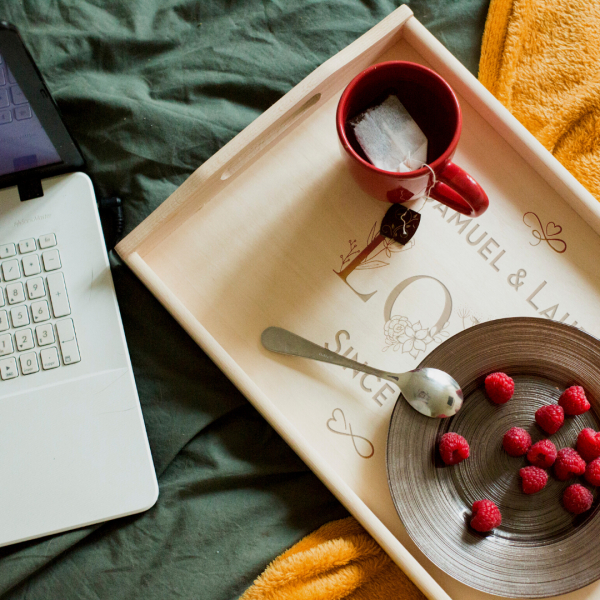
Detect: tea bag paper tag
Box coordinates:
(350, 95, 428, 172)
(380, 203, 421, 245)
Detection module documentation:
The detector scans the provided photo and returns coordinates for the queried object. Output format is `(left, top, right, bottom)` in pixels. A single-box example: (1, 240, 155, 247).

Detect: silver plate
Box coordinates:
(387, 317, 600, 598)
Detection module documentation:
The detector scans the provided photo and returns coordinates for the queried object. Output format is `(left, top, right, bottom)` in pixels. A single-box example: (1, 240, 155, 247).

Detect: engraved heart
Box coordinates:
(546, 222, 562, 237)
(326, 408, 348, 434)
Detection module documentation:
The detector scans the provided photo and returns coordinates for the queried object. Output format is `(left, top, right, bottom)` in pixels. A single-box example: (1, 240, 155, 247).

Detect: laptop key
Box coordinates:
(31, 300, 50, 323)
(0, 109, 11, 125)
(0, 310, 8, 332)
(6, 282, 25, 305)
(0, 89, 8, 108)
(2, 259, 20, 281)
(0, 333, 13, 356)
(15, 328, 34, 351)
(26, 277, 45, 299)
(10, 85, 27, 105)
(38, 234, 57, 249)
(56, 318, 80, 365)
(42, 249, 61, 271)
(19, 238, 36, 254)
(0, 244, 16, 259)
(18, 239, 36, 254)
(35, 323, 54, 346)
(40, 347, 59, 370)
(22, 254, 41, 276)
(20, 352, 39, 375)
(47, 272, 70, 317)
(14, 105, 32, 121)
(10, 305, 30, 328)
(0, 357, 18, 380)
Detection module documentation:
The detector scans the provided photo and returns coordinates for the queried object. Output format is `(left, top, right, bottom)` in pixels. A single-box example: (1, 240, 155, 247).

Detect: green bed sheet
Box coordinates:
(0, 1, 489, 598)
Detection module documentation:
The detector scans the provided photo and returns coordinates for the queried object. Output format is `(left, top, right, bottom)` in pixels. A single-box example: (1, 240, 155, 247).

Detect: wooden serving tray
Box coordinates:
(116, 6, 600, 599)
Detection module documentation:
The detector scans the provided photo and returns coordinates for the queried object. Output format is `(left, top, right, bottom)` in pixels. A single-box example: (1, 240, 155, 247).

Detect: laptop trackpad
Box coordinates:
(0, 369, 157, 546)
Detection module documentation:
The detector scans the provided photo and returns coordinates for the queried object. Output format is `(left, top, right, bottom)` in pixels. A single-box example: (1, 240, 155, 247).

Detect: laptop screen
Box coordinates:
(0, 54, 62, 177)
(0, 23, 85, 193)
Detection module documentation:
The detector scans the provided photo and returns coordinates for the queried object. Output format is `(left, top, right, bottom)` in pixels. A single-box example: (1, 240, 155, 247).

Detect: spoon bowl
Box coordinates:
(261, 327, 463, 418)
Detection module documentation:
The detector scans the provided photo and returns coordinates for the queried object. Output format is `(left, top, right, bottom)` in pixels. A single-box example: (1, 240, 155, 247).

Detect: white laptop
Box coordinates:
(0, 22, 158, 547)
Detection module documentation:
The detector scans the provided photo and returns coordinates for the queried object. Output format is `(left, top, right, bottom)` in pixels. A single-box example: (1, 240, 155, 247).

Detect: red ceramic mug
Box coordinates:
(336, 61, 488, 217)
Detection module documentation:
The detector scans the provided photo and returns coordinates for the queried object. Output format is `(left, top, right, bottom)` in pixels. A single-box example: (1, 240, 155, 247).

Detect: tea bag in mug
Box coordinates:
(349, 94, 427, 173)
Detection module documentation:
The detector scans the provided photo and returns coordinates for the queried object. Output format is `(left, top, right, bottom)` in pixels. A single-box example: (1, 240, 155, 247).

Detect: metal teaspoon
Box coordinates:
(261, 326, 463, 418)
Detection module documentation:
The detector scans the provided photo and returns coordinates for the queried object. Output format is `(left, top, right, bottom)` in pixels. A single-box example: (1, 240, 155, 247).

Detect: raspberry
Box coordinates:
(470, 499, 502, 532)
(502, 427, 532, 457)
(558, 386, 590, 416)
(562, 484, 594, 514)
(585, 458, 600, 486)
(535, 405, 564, 434)
(554, 448, 586, 481)
(439, 433, 470, 465)
(527, 439, 557, 468)
(485, 372, 514, 404)
(577, 428, 600, 462)
(519, 466, 548, 494)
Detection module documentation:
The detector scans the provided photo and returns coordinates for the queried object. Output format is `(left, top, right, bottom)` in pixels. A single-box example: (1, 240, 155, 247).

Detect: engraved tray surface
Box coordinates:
(116, 7, 600, 600)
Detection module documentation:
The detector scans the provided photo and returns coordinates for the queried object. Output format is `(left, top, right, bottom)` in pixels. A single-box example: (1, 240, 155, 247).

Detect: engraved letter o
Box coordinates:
(383, 275, 452, 336)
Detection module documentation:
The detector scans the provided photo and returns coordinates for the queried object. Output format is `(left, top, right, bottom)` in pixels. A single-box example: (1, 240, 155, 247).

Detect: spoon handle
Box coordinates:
(261, 327, 401, 385)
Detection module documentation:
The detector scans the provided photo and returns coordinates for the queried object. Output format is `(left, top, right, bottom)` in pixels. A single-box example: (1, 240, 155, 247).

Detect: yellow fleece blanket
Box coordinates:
(239, 518, 426, 600)
(242, 2, 600, 598)
(479, 0, 600, 200)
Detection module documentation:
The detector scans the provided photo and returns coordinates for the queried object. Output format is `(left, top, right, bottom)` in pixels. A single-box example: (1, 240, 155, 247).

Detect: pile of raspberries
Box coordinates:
(438, 373, 598, 533)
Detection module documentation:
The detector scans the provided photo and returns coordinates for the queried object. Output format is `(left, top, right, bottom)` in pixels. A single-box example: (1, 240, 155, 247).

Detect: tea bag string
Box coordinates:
(404, 152, 437, 212)
(423, 163, 438, 201)
(408, 162, 438, 214)
(395, 154, 437, 214)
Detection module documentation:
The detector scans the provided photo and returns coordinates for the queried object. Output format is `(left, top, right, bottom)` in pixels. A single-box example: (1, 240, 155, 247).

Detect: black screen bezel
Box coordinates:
(0, 21, 85, 190)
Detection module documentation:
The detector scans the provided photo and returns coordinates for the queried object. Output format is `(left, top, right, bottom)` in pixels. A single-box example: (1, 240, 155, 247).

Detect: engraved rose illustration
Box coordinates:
(401, 321, 429, 358)
(383, 315, 410, 351)
(384, 317, 431, 357)
(383, 317, 450, 358)
(382, 276, 453, 359)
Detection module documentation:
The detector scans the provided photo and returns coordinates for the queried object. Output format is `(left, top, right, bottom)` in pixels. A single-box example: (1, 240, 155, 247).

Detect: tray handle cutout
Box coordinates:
(220, 93, 322, 181)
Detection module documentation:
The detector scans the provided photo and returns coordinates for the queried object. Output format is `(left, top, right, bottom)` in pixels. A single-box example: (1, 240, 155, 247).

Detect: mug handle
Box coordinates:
(429, 162, 489, 217)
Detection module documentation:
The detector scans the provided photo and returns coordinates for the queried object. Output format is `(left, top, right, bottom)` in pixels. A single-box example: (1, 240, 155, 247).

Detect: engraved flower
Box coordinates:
(402, 321, 429, 358)
(457, 307, 471, 320)
(383, 315, 410, 351)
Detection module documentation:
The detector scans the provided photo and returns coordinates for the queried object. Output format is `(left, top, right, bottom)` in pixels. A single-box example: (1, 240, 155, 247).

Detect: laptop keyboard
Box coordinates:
(0, 233, 80, 380)
(0, 55, 32, 125)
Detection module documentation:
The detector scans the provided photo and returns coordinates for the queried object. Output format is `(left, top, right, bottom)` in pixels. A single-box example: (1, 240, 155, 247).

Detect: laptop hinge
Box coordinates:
(17, 177, 44, 201)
